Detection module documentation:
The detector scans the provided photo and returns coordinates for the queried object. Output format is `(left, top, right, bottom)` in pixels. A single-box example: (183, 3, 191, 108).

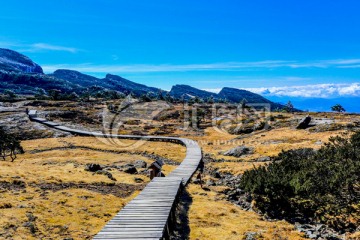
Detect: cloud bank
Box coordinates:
(41, 58, 360, 74)
(0, 41, 78, 53)
(206, 83, 360, 98)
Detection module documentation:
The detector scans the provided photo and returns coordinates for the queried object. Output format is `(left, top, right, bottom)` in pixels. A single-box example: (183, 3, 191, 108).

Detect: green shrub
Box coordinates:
(0, 126, 24, 161)
(240, 132, 360, 232)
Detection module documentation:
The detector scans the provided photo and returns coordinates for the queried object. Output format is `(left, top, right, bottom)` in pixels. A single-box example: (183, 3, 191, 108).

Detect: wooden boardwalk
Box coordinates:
(29, 113, 202, 239)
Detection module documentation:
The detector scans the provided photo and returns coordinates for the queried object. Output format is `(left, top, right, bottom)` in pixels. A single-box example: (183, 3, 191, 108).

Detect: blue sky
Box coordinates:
(1, 0, 360, 98)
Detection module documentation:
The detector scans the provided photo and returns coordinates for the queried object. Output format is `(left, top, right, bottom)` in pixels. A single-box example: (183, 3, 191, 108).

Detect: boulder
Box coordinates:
(95, 170, 116, 181)
(296, 116, 312, 129)
(211, 171, 222, 178)
(134, 177, 144, 183)
(134, 160, 147, 168)
(85, 163, 102, 172)
(256, 156, 271, 162)
(223, 146, 254, 157)
(124, 166, 138, 174)
(206, 179, 216, 186)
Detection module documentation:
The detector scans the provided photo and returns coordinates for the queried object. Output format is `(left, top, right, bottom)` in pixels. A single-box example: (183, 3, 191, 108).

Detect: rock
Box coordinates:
(134, 177, 144, 183)
(256, 156, 271, 162)
(94, 170, 116, 181)
(223, 146, 254, 157)
(244, 232, 261, 240)
(296, 116, 312, 129)
(124, 166, 138, 174)
(212, 171, 222, 178)
(23, 222, 37, 234)
(134, 160, 147, 168)
(85, 163, 102, 172)
(192, 179, 201, 185)
(206, 180, 216, 186)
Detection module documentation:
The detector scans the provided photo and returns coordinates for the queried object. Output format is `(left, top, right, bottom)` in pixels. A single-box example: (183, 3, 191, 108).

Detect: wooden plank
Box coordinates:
(28, 113, 202, 240)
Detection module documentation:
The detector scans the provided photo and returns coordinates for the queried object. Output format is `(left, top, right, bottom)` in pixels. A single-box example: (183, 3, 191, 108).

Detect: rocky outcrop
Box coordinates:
(169, 84, 219, 100)
(218, 87, 286, 110)
(0, 48, 43, 74)
(296, 116, 312, 129)
(222, 146, 254, 157)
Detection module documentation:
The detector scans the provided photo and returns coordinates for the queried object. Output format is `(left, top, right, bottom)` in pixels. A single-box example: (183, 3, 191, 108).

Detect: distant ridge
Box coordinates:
(219, 87, 285, 110)
(0, 48, 43, 74)
(51, 70, 160, 96)
(0, 48, 288, 110)
(169, 84, 219, 100)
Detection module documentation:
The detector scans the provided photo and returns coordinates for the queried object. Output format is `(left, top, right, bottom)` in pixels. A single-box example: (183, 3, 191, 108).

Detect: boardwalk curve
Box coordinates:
(28, 112, 202, 239)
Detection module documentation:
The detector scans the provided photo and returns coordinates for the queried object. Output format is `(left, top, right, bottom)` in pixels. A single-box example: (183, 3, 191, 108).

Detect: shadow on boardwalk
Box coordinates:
(170, 188, 193, 240)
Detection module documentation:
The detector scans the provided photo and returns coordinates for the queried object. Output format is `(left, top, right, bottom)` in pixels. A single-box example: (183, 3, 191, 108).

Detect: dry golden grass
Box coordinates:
(187, 184, 306, 240)
(0, 136, 185, 239)
(2, 106, 358, 239)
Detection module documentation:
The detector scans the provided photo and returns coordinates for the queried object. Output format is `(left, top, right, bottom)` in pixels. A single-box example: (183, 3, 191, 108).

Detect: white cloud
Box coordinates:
(0, 41, 78, 53)
(23, 43, 79, 53)
(241, 83, 360, 98)
(41, 58, 360, 74)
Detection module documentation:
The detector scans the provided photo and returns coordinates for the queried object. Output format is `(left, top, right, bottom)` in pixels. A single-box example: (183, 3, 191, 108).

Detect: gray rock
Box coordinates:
(206, 180, 216, 186)
(223, 146, 254, 157)
(134, 160, 147, 168)
(244, 232, 261, 240)
(95, 170, 116, 181)
(256, 156, 271, 162)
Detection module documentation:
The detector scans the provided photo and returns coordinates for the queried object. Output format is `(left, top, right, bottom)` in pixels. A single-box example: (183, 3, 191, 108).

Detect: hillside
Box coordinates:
(0, 49, 288, 111)
(219, 87, 285, 110)
(104, 74, 160, 96)
(169, 84, 220, 100)
(0, 48, 43, 74)
(0, 71, 84, 95)
(51, 69, 103, 87)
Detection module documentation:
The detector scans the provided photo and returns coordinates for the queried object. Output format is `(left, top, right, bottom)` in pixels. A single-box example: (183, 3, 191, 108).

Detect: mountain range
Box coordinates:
(0, 48, 285, 110)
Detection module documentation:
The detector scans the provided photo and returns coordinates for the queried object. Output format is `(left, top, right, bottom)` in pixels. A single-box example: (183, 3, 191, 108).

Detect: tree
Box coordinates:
(48, 89, 62, 100)
(0, 127, 24, 162)
(206, 96, 215, 104)
(331, 104, 346, 113)
(3, 90, 17, 100)
(140, 94, 152, 102)
(164, 92, 174, 103)
(67, 92, 79, 101)
(284, 100, 294, 113)
(157, 90, 165, 101)
(34, 88, 48, 100)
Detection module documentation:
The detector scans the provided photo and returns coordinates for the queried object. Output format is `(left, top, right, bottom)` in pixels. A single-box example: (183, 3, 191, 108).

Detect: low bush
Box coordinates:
(240, 132, 360, 232)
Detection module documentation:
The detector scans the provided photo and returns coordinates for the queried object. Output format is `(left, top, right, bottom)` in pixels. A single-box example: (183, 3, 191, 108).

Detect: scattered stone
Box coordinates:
(296, 116, 312, 129)
(192, 179, 201, 185)
(134, 160, 147, 168)
(206, 179, 216, 186)
(256, 156, 271, 162)
(243, 232, 262, 240)
(212, 171, 222, 178)
(85, 163, 102, 172)
(134, 177, 144, 183)
(294, 222, 343, 239)
(223, 146, 254, 157)
(94, 170, 117, 181)
(124, 166, 138, 174)
(0, 203, 12, 209)
(23, 222, 37, 234)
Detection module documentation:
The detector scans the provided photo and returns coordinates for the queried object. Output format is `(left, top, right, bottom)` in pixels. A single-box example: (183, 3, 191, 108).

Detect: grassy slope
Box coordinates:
(0, 137, 185, 239)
